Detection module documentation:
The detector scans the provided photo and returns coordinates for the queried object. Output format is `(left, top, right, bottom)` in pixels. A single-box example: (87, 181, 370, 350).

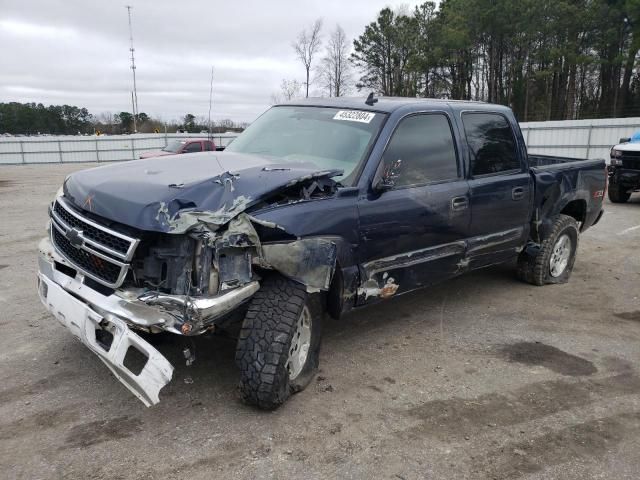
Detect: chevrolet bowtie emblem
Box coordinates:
(65, 228, 84, 248)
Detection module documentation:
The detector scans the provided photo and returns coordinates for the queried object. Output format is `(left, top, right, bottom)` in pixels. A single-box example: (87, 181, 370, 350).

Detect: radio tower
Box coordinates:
(126, 5, 139, 133)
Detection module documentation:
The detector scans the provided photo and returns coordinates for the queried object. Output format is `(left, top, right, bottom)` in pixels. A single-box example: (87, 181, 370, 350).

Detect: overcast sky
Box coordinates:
(1, 0, 421, 123)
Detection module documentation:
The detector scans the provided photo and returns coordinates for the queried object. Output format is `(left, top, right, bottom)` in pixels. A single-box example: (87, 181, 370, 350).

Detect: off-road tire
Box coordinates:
(517, 214, 579, 286)
(608, 182, 631, 203)
(235, 274, 322, 409)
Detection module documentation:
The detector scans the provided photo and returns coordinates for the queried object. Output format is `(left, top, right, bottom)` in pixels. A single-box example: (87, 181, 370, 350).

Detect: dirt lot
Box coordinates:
(1, 163, 639, 480)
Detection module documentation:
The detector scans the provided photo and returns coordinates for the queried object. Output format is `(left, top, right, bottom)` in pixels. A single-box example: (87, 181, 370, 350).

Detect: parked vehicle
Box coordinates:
(608, 135, 640, 202)
(37, 96, 606, 409)
(139, 138, 216, 159)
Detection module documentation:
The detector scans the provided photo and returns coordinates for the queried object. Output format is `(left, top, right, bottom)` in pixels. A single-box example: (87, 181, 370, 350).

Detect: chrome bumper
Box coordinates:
(38, 264, 174, 406)
(38, 236, 259, 335)
(38, 236, 260, 406)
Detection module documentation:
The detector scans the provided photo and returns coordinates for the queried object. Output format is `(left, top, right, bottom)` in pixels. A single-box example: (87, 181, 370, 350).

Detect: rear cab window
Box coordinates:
(462, 112, 520, 176)
(381, 113, 459, 188)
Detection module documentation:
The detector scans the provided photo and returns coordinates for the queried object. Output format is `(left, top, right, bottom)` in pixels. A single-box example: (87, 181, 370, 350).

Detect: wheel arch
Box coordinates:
(560, 199, 587, 230)
(326, 237, 360, 320)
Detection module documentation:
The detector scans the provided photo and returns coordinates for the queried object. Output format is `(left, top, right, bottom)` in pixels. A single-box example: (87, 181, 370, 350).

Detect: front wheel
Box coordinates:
(235, 274, 322, 409)
(517, 214, 579, 286)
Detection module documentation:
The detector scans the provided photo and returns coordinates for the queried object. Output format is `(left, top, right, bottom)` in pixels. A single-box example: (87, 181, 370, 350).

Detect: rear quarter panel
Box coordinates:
(530, 159, 606, 241)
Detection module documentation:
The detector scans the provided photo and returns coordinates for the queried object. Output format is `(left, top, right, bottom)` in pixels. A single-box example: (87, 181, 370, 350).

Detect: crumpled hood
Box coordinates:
(63, 151, 341, 233)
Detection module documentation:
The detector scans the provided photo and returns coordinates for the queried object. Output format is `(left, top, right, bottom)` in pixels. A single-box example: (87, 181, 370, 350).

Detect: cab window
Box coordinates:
(381, 113, 459, 188)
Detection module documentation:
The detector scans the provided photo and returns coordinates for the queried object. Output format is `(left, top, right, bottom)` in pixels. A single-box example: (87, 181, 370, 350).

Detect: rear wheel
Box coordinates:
(608, 181, 631, 203)
(235, 274, 322, 409)
(517, 214, 579, 286)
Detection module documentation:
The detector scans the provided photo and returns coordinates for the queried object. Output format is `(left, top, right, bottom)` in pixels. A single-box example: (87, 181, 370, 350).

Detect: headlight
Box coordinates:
(55, 186, 64, 198)
(610, 149, 623, 166)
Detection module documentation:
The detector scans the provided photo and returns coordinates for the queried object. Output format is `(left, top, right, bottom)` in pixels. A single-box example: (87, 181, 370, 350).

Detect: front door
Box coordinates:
(357, 112, 470, 304)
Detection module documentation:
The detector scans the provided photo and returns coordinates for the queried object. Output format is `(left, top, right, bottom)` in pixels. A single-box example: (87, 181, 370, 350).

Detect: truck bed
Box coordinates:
(527, 154, 606, 238)
(528, 154, 605, 172)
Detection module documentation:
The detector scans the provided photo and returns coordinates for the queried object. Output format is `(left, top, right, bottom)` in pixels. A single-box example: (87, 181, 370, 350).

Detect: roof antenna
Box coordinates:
(365, 92, 378, 106)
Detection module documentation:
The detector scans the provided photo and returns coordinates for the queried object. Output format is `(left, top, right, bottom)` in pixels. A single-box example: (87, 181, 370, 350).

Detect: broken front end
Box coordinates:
(37, 182, 337, 405)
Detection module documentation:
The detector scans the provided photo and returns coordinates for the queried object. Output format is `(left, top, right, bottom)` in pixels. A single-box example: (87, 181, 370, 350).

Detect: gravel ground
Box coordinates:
(1, 163, 639, 480)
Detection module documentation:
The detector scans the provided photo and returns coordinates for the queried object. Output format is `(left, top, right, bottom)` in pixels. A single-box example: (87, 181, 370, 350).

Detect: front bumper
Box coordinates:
(38, 236, 259, 335)
(38, 264, 173, 406)
(38, 236, 260, 405)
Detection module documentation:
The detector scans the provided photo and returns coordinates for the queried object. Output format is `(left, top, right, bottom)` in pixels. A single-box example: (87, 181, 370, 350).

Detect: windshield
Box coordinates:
(226, 106, 386, 185)
(162, 140, 186, 153)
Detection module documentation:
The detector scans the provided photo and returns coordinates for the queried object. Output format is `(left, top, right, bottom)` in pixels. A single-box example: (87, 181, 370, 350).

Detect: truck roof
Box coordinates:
(280, 96, 512, 114)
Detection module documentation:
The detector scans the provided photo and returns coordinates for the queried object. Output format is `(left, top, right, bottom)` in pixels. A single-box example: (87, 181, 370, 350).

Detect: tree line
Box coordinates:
(0, 102, 247, 135)
(0, 102, 92, 135)
(285, 0, 640, 122)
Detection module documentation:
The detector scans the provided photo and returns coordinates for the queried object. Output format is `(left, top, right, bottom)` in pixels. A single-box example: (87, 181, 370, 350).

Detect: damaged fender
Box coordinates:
(218, 214, 338, 292)
(261, 238, 338, 292)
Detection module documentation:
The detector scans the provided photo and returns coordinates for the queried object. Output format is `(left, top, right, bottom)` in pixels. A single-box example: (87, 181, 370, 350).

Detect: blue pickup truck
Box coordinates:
(38, 96, 606, 408)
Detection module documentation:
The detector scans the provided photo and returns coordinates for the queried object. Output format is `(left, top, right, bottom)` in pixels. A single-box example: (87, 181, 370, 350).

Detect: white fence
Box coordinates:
(0, 133, 239, 165)
(1, 117, 638, 165)
(520, 117, 640, 161)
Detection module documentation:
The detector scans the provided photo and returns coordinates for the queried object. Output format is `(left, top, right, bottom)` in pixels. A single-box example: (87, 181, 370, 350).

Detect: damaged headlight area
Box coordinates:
(120, 214, 265, 334)
(129, 230, 254, 298)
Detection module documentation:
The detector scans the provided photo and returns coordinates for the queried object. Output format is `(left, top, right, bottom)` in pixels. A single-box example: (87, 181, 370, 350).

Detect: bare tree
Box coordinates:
(292, 19, 323, 98)
(318, 24, 351, 97)
(270, 79, 304, 104)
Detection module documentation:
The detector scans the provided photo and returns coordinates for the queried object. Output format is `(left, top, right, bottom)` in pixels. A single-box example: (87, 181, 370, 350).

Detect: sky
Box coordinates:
(0, 0, 422, 124)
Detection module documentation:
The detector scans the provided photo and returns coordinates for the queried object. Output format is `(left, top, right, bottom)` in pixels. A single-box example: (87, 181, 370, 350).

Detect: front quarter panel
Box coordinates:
(250, 193, 361, 308)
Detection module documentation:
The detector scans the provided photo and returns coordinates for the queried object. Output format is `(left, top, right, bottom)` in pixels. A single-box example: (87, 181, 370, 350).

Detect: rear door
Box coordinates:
(357, 112, 470, 302)
(462, 112, 532, 267)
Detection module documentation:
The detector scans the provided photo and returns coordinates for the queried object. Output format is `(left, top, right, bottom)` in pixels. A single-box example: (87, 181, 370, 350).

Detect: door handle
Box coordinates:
(451, 196, 469, 211)
(512, 187, 525, 201)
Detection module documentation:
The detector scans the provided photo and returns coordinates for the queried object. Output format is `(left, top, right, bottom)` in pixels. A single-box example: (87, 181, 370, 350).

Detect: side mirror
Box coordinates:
(372, 159, 402, 193)
(620, 137, 631, 143)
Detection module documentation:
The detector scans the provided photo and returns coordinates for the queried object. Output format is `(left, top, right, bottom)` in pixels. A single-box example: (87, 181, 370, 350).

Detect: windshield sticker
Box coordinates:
(333, 110, 376, 124)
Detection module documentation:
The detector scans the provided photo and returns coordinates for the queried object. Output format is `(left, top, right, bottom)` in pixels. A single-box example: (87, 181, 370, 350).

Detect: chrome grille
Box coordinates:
(53, 201, 131, 255)
(50, 197, 139, 288)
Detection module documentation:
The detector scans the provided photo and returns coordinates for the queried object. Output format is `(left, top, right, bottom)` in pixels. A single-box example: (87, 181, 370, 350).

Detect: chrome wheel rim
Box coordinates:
(549, 233, 572, 277)
(286, 305, 312, 381)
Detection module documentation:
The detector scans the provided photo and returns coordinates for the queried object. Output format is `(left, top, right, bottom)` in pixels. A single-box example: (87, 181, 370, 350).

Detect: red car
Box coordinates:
(139, 138, 216, 159)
